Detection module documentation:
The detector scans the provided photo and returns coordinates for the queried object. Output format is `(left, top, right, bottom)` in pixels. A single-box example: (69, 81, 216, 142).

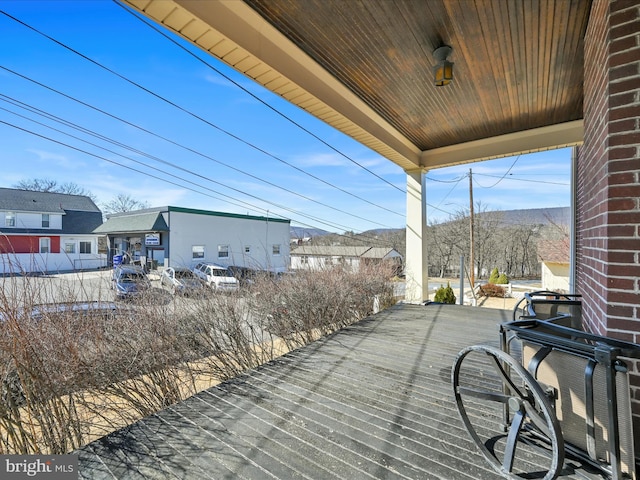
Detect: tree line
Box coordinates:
(306, 203, 569, 281)
(425, 205, 566, 280)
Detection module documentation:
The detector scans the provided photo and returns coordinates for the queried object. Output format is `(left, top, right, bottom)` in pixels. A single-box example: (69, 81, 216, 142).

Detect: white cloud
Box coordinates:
(292, 152, 350, 168)
(26, 149, 81, 169)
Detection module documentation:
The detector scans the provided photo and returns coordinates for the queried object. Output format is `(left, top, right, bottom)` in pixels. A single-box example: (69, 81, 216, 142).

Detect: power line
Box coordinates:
(425, 175, 466, 183)
(0, 94, 392, 229)
(0, 8, 409, 247)
(0, 114, 400, 247)
(473, 155, 520, 188)
(433, 175, 465, 214)
(0, 10, 404, 219)
(0, 119, 263, 212)
(114, 0, 405, 194)
(0, 64, 404, 230)
(474, 173, 569, 186)
(0, 117, 393, 238)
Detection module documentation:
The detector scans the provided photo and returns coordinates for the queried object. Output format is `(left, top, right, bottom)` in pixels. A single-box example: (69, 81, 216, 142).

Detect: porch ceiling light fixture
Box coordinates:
(433, 45, 453, 86)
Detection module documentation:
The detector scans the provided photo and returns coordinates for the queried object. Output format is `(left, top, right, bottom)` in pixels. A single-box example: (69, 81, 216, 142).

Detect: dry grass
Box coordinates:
(0, 262, 397, 454)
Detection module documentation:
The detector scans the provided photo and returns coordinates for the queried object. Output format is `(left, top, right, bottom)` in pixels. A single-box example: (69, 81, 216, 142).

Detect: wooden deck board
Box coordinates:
(77, 304, 606, 479)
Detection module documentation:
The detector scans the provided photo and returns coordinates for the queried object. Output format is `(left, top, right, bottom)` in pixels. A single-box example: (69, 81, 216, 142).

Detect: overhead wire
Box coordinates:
(0, 100, 396, 237)
(472, 155, 520, 188)
(0, 65, 404, 236)
(0, 10, 404, 220)
(424, 175, 467, 183)
(0, 117, 402, 242)
(0, 94, 391, 229)
(113, 0, 405, 194)
(425, 158, 570, 220)
(0, 94, 400, 244)
(474, 173, 569, 186)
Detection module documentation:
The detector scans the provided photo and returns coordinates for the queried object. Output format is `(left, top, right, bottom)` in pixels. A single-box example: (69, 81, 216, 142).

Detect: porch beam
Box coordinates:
(420, 120, 584, 169)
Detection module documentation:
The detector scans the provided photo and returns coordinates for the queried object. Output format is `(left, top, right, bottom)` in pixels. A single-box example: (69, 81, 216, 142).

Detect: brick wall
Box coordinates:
(577, 0, 611, 338)
(578, 0, 640, 447)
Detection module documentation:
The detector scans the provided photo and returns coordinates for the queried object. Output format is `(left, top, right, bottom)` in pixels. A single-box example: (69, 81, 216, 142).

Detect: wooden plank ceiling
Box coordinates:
(123, 0, 591, 171)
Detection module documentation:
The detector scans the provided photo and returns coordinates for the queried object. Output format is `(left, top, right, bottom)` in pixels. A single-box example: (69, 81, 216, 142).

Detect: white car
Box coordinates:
(192, 262, 239, 291)
(161, 267, 205, 295)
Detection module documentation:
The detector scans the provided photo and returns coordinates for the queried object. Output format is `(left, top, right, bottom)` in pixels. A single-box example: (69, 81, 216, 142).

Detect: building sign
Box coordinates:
(145, 233, 160, 246)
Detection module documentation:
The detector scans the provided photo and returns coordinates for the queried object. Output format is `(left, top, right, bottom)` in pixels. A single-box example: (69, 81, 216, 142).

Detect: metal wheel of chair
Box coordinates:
(452, 345, 564, 480)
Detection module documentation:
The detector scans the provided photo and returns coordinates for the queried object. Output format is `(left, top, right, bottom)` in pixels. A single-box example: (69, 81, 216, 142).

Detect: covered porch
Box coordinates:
(77, 303, 606, 479)
(120, 0, 640, 433)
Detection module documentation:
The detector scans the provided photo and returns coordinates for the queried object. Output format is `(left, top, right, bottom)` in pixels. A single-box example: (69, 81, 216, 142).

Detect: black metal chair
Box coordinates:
(512, 290, 582, 328)
(452, 297, 639, 479)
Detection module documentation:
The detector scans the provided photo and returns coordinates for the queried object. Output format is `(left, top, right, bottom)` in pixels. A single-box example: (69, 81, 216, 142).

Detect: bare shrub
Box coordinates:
(0, 262, 396, 454)
(0, 281, 199, 454)
(173, 289, 280, 382)
(250, 262, 397, 350)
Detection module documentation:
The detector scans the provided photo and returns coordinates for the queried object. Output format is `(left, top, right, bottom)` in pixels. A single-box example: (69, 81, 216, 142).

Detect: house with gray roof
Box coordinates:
(290, 245, 402, 273)
(0, 188, 105, 274)
(94, 206, 291, 273)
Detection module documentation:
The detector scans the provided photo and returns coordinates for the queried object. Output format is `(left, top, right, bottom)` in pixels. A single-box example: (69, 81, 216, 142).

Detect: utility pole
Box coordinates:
(469, 169, 475, 296)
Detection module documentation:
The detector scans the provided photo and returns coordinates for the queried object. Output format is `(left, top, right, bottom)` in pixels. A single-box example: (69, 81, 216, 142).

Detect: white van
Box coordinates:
(192, 262, 239, 291)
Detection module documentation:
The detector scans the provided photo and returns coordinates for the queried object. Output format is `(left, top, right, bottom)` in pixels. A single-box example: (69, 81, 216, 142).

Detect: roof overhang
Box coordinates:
(121, 0, 587, 172)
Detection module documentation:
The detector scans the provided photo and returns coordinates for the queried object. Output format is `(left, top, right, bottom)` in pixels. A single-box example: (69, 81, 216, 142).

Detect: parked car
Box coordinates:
(161, 267, 205, 295)
(192, 262, 239, 291)
(112, 265, 151, 300)
(227, 265, 260, 286)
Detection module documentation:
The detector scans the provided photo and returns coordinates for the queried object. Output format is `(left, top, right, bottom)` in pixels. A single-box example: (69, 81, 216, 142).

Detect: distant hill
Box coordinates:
(480, 207, 570, 226)
(291, 207, 570, 239)
(360, 228, 404, 236)
(290, 226, 333, 239)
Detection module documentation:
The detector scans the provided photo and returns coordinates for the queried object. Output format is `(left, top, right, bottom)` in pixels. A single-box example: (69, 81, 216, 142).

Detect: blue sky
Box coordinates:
(0, 1, 571, 232)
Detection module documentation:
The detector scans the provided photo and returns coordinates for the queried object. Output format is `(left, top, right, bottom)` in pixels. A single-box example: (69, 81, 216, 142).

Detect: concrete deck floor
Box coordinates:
(76, 303, 607, 479)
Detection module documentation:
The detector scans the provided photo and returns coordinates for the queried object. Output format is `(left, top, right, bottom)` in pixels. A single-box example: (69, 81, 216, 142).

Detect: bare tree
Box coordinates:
(102, 194, 150, 216)
(13, 178, 97, 202)
(473, 206, 502, 279)
(427, 211, 466, 277)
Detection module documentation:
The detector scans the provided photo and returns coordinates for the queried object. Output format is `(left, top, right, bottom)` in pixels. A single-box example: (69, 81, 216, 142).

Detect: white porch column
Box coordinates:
(405, 169, 428, 303)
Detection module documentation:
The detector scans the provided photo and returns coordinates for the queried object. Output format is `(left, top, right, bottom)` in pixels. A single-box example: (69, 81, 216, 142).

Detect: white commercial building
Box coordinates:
(95, 206, 291, 273)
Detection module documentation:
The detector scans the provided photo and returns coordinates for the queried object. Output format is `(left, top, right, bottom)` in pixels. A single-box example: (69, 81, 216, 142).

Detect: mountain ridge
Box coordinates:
(290, 206, 570, 238)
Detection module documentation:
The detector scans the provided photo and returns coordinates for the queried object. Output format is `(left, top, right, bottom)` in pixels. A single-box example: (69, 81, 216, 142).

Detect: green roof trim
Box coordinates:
(167, 206, 290, 224)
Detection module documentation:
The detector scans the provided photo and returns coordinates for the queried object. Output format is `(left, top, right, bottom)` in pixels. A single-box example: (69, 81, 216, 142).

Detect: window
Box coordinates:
(192, 246, 205, 259)
(42, 214, 50, 228)
(64, 243, 76, 254)
(5, 212, 15, 227)
(272, 244, 281, 256)
(39, 237, 50, 254)
(218, 245, 229, 258)
(79, 241, 92, 254)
